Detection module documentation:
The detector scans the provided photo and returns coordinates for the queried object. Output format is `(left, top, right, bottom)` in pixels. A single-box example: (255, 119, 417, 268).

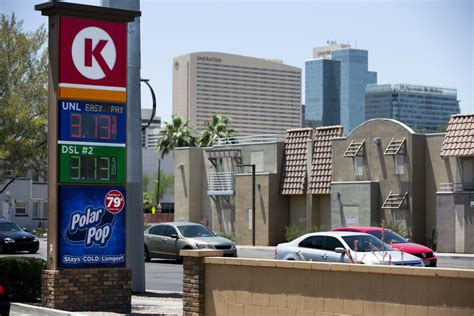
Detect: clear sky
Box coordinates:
(2, 0, 473, 125)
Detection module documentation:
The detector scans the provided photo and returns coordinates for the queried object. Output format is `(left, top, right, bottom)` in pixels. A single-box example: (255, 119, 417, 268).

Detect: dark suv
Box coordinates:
(0, 218, 39, 254)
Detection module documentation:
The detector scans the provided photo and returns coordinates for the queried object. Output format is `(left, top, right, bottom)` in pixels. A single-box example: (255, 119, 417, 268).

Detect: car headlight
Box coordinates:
(3, 238, 14, 244)
(195, 243, 213, 249)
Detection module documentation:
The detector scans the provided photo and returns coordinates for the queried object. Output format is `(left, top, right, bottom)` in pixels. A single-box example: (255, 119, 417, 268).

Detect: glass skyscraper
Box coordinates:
(365, 84, 460, 133)
(305, 44, 377, 133)
(305, 59, 340, 127)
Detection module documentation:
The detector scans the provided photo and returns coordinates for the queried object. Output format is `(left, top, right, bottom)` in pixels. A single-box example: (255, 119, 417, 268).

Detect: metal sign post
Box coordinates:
(36, 2, 140, 313)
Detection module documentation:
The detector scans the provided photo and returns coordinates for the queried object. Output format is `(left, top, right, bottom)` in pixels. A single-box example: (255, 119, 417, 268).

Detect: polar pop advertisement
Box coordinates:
(58, 185, 126, 268)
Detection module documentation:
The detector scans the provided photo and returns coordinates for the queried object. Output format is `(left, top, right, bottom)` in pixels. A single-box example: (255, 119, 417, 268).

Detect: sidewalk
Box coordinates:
(10, 291, 183, 316)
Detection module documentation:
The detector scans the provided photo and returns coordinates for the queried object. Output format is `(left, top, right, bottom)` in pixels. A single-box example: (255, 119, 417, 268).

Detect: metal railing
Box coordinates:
(207, 172, 235, 195)
(215, 134, 285, 146)
(439, 182, 472, 192)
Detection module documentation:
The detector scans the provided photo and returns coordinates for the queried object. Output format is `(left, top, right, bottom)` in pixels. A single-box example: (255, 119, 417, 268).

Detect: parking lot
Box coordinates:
(1, 238, 474, 292)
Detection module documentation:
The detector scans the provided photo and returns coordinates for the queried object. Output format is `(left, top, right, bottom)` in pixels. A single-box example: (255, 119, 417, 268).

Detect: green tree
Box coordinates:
(0, 14, 47, 192)
(142, 172, 174, 211)
(198, 114, 235, 147)
(156, 115, 196, 158)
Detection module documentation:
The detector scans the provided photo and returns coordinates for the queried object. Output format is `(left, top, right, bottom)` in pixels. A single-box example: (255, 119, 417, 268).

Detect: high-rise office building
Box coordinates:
(305, 44, 377, 132)
(365, 84, 460, 133)
(141, 109, 161, 149)
(173, 52, 302, 136)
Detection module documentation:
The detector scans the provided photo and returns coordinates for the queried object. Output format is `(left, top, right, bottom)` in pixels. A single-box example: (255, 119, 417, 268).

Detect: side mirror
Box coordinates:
(335, 247, 346, 254)
(170, 233, 179, 239)
(406, 238, 411, 242)
(23, 227, 31, 233)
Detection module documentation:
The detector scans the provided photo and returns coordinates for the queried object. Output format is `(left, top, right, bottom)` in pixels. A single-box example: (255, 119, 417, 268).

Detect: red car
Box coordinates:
(331, 227, 437, 267)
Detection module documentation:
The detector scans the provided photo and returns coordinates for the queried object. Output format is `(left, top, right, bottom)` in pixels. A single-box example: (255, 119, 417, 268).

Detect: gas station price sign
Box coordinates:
(59, 100, 126, 143)
(58, 143, 125, 184)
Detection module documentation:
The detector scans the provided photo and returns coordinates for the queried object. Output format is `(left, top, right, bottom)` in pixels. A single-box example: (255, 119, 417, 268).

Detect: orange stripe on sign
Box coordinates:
(59, 87, 127, 103)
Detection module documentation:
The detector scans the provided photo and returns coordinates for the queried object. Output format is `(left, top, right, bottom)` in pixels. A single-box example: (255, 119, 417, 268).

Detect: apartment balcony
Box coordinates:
(207, 172, 235, 196)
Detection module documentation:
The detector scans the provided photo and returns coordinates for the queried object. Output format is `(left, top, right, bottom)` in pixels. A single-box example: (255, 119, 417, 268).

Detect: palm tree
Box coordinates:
(156, 115, 196, 158)
(198, 114, 235, 147)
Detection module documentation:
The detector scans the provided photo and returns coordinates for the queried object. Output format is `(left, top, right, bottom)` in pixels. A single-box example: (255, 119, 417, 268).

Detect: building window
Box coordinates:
(395, 155, 405, 175)
(32, 201, 48, 219)
(354, 156, 364, 176)
(15, 201, 27, 216)
(43, 201, 48, 218)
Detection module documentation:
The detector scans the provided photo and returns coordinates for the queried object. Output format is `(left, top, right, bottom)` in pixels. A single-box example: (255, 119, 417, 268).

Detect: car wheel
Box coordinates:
(144, 246, 151, 262)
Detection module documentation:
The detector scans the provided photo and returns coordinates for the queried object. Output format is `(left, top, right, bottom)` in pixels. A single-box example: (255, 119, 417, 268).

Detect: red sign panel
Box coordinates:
(59, 17, 127, 88)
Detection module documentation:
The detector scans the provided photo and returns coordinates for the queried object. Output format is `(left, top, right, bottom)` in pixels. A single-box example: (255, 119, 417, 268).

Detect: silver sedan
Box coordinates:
(275, 231, 423, 266)
(144, 221, 237, 262)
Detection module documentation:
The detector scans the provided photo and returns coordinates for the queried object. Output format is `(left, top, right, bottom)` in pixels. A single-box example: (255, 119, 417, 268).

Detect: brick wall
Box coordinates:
(180, 251, 474, 316)
(144, 213, 174, 224)
(42, 268, 131, 313)
(181, 250, 223, 315)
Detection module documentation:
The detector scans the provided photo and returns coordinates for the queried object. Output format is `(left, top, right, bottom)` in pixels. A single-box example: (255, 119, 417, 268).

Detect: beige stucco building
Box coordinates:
(330, 116, 473, 252)
(172, 52, 302, 136)
(174, 115, 474, 252)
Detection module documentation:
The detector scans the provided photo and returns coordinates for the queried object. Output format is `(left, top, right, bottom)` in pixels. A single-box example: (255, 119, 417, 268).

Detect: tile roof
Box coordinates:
(280, 128, 313, 195)
(309, 126, 344, 195)
(440, 114, 474, 157)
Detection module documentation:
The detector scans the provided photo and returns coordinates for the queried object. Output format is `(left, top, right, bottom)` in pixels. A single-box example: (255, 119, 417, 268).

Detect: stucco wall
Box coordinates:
(289, 196, 307, 229)
(411, 134, 427, 243)
(204, 257, 474, 316)
(234, 174, 289, 245)
(330, 181, 379, 228)
(437, 192, 474, 253)
(174, 147, 205, 222)
(425, 135, 448, 242)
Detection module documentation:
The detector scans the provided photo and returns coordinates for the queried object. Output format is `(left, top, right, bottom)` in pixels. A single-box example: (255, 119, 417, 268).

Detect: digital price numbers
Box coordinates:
(58, 144, 126, 184)
(59, 100, 126, 143)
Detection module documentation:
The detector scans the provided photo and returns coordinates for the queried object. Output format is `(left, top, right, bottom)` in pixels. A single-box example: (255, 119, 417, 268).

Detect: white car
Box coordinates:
(275, 231, 424, 266)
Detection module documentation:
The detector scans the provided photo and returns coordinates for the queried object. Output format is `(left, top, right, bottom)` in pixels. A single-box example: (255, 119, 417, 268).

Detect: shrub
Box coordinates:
(284, 224, 328, 242)
(33, 227, 47, 237)
(0, 257, 46, 302)
(284, 224, 306, 242)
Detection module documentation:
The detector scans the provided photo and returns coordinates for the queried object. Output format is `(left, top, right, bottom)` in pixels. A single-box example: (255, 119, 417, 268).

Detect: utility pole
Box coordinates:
(102, 0, 145, 293)
(156, 158, 161, 208)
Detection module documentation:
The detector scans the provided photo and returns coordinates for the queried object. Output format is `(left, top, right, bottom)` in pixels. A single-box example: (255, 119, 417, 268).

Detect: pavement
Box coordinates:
(11, 291, 183, 316)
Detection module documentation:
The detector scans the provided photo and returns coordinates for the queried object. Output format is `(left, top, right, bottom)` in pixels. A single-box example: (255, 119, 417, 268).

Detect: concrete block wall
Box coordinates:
(41, 268, 131, 313)
(196, 256, 474, 316)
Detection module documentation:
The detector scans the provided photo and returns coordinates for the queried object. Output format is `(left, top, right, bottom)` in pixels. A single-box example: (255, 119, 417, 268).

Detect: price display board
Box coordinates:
(58, 143, 126, 184)
(58, 100, 126, 143)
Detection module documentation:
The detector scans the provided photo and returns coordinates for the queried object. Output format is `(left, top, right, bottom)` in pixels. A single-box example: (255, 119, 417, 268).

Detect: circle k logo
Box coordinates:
(71, 27, 116, 80)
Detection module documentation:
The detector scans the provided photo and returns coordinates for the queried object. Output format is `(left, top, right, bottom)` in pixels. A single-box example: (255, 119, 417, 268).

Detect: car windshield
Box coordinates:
(342, 235, 391, 252)
(367, 230, 407, 244)
(0, 222, 22, 233)
(177, 225, 215, 238)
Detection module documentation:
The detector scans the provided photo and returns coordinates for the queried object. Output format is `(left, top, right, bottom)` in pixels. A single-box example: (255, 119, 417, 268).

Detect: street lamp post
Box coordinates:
(239, 164, 256, 246)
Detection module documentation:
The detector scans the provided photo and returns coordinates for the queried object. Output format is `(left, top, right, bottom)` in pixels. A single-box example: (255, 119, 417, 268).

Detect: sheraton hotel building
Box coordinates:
(172, 52, 302, 136)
